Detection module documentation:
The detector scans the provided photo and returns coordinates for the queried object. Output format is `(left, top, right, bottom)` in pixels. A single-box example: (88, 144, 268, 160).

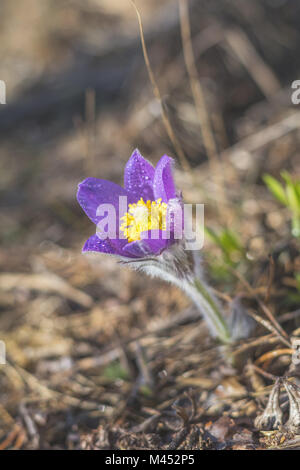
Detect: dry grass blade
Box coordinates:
(0, 425, 25, 451)
(222, 111, 300, 160)
(230, 268, 290, 344)
(250, 364, 277, 382)
(247, 311, 291, 348)
(179, 0, 228, 219)
(225, 27, 281, 99)
(264, 255, 275, 304)
(255, 349, 293, 367)
(84, 88, 96, 174)
(0, 272, 93, 308)
(1, 0, 300, 450)
(279, 309, 300, 323)
(130, 0, 190, 171)
(232, 334, 280, 357)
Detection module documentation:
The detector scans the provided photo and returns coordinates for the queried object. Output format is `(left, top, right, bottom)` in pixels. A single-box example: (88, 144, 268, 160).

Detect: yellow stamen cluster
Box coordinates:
(120, 198, 167, 242)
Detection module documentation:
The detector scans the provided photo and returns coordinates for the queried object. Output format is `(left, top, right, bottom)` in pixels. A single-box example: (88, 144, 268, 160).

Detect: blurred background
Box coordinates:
(0, 0, 300, 449)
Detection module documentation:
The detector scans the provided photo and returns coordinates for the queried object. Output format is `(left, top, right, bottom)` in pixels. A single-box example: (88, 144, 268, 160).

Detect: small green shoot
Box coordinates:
(205, 227, 244, 266)
(103, 361, 130, 381)
(263, 172, 300, 238)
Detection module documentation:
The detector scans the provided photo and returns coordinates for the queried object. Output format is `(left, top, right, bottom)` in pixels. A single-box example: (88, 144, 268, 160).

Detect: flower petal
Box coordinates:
(83, 233, 134, 258)
(82, 234, 116, 254)
(123, 230, 172, 258)
(77, 177, 134, 226)
(153, 155, 176, 202)
(122, 240, 151, 258)
(108, 237, 130, 256)
(124, 149, 155, 201)
(141, 230, 173, 255)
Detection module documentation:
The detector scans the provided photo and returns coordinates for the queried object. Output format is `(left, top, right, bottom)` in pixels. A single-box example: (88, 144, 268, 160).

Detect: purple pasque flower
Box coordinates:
(77, 149, 183, 260)
(77, 149, 233, 344)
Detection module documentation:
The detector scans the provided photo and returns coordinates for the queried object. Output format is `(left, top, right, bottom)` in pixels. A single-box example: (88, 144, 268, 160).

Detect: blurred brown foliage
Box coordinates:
(0, 0, 300, 449)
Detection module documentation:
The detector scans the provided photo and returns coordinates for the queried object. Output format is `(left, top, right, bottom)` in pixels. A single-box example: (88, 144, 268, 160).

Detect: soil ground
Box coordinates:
(0, 0, 300, 450)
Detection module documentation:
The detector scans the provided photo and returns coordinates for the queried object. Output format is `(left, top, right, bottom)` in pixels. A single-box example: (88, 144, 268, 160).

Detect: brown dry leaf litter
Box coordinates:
(0, 0, 300, 449)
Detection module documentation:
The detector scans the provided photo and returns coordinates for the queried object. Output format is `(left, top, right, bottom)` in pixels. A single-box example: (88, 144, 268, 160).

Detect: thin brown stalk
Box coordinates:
(255, 349, 293, 367)
(232, 334, 278, 357)
(264, 254, 275, 304)
(85, 88, 96, 173)
(251, 364, 277, 382)
(130, 0, 190, 171)
(179, 0, 228, 217)
(247, 311, 290, 348)
(225, 27, 281, 99)
(230, 267, 291, 344)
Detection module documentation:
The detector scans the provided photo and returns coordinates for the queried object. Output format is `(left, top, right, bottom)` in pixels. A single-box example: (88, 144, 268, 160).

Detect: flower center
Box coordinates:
(120, 198, 167, 242)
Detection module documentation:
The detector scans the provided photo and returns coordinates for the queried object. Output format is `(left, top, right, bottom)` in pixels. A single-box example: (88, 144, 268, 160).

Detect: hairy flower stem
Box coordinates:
(183, 278, 232, 344)
(128, 244, 232, 344)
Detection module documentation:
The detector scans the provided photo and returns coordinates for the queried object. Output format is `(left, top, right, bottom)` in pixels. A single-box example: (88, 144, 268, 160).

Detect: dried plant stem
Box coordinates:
(255, 349, 293, 367)
(85, 88, 96, 173)
(179, 0, 228, 218)
(130, 0, 190, 171)
(225, 28, 280, 99)
(230, 267, 290, 344)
